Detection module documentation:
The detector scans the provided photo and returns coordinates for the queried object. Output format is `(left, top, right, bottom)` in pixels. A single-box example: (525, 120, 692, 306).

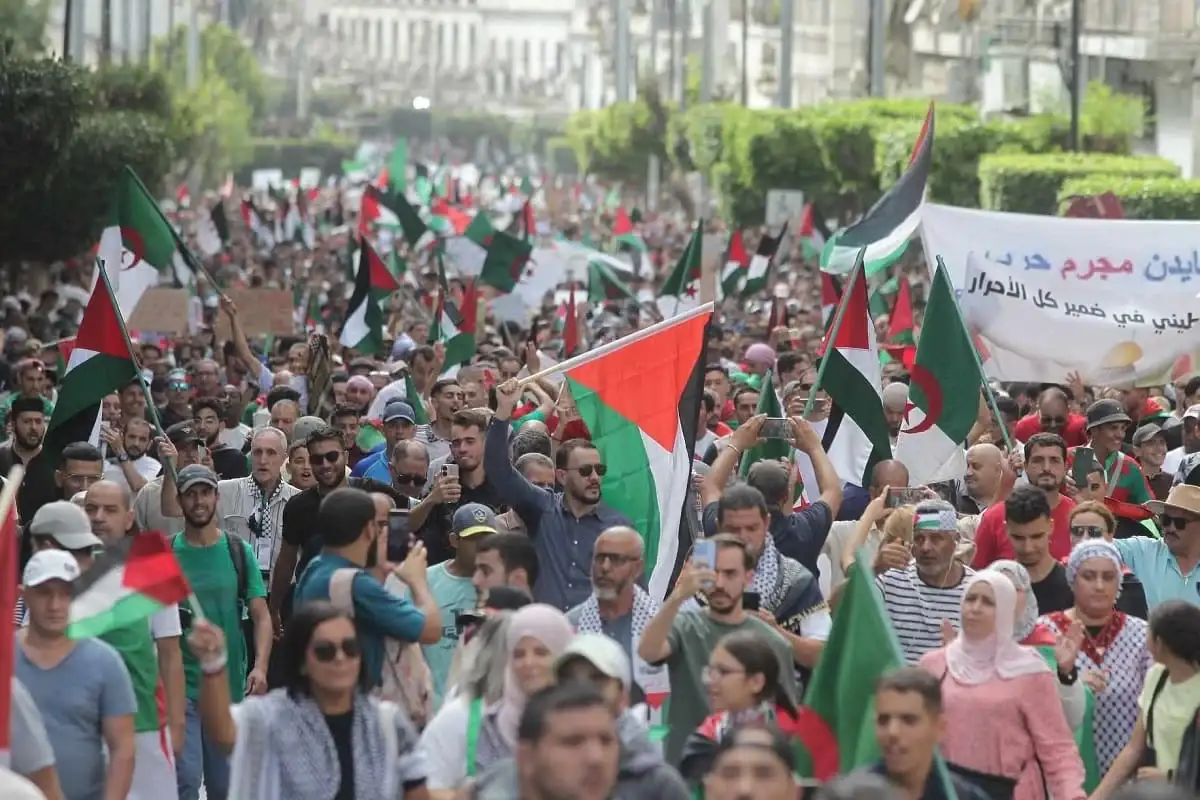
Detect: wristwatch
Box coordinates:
(117, 452, 130, 463)
(1058, 666, 1079, 686)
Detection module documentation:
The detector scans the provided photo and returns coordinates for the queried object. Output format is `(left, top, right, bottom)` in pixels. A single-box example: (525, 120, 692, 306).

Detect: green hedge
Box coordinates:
(239, 136, 356, 183)
(978, 153, 1179, 215)
(1058, 176, 1200, 220)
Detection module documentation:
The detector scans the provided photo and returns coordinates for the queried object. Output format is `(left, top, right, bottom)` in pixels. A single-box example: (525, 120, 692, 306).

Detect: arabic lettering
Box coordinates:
(1032, 289, 1058, 310)
(1024, 254, 1051, 272)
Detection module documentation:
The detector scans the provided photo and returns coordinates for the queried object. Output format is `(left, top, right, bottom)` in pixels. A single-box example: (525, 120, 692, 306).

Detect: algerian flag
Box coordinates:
(658, 224, 702, 316)
(817, 251, 893, 487)
(565, 304, 711, 601)
(97, 167, 194, 318)
(894, 260, 983, 484)
(69, 533, 191, 639)
(821, 104, 933, 277)
(588, 259, 637, 303)
(341, 240, 390, 354)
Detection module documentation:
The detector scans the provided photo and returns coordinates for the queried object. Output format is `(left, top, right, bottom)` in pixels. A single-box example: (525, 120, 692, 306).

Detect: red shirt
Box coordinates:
(1013, 412, 1089, 447)
(971, 493, 1076, 568)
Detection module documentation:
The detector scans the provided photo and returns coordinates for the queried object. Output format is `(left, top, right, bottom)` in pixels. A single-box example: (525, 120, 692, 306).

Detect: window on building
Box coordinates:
(468, 25, 477, 65)
(392, 20, 400, 58)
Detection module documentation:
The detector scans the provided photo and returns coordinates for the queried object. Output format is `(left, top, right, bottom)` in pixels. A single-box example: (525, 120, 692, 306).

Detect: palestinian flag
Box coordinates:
(364, 185, 433, 252)
(885, 278, 915, 345)
(588, 259, 637, 303)
(464, 215, 533, 294)
(742, 224, 787, 298)
(69, 532, 191, 640)
(720, 230, 749, 298)
(794, 548, 954, 794)
(44, 264, 140, 464)
(739, 370, 790, 477)
(894, 261, 982, 485)
(659, 224, 702, 314)
(798, 203, 829, 260)
(613, 208, 647, 252)
(54, 337, 77, 376)
(430, 255, 477, 367)
(821, 273, 842, 328)
(98, 167, 194, 317)
(818, 252, 892, 487)
(821, 103, 934, 276)
(341, 240, 391, 355)
(565, 304, 710, 601)
(240, 198, 276, 250)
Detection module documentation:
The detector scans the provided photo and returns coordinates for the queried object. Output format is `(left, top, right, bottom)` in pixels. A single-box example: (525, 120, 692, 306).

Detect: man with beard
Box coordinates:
(973, 432, 1076, 567)
(567, 526, 666, 707)
(418, 378, 464, 464)
(353, 399, 418, 480)
(192, 398, 249, 480)
(489, 379, 632, 610)
(639, 535, 797, 765)
(0, 395, 45, 479)
(100, 417, 162, 492)
(1014, 387, 1089, 447)
(171, 465, 271, 800)
(270, 427, 396, 627)
(133, 422, 206, 537)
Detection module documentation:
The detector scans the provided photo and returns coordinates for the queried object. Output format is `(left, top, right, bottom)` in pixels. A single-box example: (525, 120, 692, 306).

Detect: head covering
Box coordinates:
(1085, 398, 1131, 430)
(987, 560, 1039, 641)
(945, 572, 1051, 685)
(1066, 539, 1123, 586)
(1133, 423, 1165, 448)
(913, 499, 957, 534)
(743, 343, 776, 366)
(496, 604, 575, 749)
(1145, 484, 1200, 516)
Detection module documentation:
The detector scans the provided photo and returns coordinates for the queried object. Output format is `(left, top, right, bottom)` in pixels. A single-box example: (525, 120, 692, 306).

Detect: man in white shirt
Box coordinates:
(101, 417, 162, 493)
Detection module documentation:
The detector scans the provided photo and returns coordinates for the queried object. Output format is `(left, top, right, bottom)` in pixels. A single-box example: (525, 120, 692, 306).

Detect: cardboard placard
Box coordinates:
(128, 288, 192, 334)
(214, 289, 295, 339)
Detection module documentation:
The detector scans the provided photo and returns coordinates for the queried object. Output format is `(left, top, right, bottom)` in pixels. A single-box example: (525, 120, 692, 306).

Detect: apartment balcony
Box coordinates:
(1081, 0, 1200, 61)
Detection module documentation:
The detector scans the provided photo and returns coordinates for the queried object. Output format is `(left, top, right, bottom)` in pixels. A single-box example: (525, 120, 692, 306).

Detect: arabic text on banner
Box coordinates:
(922, 203, 1200, 289)
(959, 254, 1200, 385)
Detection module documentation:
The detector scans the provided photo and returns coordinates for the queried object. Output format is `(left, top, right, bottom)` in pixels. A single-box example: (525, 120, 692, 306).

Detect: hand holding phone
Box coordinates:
(387, 509, 412, 562)
(886, 486, 928, 508)
(691, 539, 717, 592)
(1072, 447, 1096, 491)
(760, 417, 793, 441)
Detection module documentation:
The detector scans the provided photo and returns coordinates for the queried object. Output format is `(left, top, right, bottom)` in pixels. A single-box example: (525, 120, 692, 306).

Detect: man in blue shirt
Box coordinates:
(293, 487, 441, 686)
(353, 400, 418, 479)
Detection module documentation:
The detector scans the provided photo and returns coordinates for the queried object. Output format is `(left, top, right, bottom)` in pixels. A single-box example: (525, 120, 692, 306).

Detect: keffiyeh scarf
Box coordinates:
(575, 585, 666, 697)
(230, 690, 398, 800)
(752, 536, 787, 612)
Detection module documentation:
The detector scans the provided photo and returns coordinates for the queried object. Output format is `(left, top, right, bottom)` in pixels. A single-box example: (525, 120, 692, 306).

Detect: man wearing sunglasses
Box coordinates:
(1112, 484, 1200, 610)
(158, 368, 194, 430)
(387, 440, 429, 503)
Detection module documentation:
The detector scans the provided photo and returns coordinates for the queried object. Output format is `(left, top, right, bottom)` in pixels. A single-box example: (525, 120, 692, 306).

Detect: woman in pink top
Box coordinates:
(919, 572, 1086, 800)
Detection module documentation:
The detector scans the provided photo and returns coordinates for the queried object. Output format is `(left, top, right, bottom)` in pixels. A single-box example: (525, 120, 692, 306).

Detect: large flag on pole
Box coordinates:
(0, 483, 17, 768)
(821, 103, 934, 276)
(562, 303, 711, 601)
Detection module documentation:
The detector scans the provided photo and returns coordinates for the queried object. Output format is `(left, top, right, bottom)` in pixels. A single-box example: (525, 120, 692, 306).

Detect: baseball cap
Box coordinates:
(177, 464, 219, 493)
(293, 416, 327, 443)
(165, 421, 204, 447)
(383, 400, 416, 424)
(29, 501, 103, 551)
(555, 633, 632, 689)
(1133, 423, 1166, 448)
(23, 549, 83, 588)
(452, 503, 498, 538)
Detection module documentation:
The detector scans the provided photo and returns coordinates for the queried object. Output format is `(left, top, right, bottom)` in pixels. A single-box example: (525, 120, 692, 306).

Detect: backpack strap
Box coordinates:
(328, 569, 358, 617)
(465, 697, 484, 778)
(1146, 668, 1171, 750)
(224, 533, 248, 612)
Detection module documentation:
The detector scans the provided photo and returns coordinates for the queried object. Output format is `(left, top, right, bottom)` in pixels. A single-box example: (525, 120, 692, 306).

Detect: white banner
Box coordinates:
(922, 203, 1200, 291)
(960, 254, 1200, 384)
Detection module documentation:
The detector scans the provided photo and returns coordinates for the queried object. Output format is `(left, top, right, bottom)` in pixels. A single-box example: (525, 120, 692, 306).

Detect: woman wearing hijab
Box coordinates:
(1039, 541, 1150, 781)
(919, 572, 1086, 800)
(419, 604, 574, 794)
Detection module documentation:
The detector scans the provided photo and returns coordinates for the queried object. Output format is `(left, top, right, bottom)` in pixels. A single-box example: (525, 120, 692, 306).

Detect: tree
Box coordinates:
(170, 73, 253, 185)
(0, 0, 50, 56)
(153, 23, 267, 118)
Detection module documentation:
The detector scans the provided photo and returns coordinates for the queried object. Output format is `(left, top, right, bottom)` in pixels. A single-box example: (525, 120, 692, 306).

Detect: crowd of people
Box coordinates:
(2, 174, 1200, 800)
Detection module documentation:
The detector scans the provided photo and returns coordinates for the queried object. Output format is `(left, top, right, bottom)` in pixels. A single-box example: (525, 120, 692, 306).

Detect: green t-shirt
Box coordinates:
(659, 611, 797, 765)
(100, 620, 161, 733)
(422, 562, 477, 708)
(172, 532, 266, 701)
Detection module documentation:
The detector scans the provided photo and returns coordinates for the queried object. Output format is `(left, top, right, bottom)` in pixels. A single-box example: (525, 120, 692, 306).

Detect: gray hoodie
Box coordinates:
(474, 710, 690, 800)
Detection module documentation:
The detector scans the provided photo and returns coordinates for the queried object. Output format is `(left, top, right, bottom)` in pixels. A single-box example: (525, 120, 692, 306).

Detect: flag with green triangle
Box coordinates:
(659, 224, 702, 313)
(363, 185, 433, 253)
(465, 215, 533, 294)
(588, 260, 637, 303)
(430, 253, 477, 367)
(612, 208, 647, 252)
(388, 139, 408, 199)
(341, 240, 391, 355)
(739, 371, 791, 477)
(893, 259, 985, 485)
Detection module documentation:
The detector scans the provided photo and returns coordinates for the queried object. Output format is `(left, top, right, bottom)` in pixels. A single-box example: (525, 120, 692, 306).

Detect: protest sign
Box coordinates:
(128, 288, 191, 334)
(214, 289, 295, 339)
(959, 254, 1200, 385)
(922, 203, 1200, 291)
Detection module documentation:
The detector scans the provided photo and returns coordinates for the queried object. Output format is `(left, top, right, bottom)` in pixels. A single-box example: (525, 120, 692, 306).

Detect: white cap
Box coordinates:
(22, 550, 82, 588)
(554, 633, 632, 689)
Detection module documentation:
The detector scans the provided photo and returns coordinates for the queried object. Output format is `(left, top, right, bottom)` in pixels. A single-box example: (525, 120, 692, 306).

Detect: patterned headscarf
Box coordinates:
(988, 560, 1039, 642)
(1066, 540, 1123, 586)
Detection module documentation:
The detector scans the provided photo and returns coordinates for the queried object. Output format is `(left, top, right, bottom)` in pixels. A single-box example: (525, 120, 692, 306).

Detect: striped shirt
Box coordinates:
(414, 424, 451, 464)
(877, 563, 975, 664)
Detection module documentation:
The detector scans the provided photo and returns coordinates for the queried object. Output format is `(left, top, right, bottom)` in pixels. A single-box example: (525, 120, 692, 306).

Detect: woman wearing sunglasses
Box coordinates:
(189, 601, 424, 800)
(1068, 502, 1147, 619)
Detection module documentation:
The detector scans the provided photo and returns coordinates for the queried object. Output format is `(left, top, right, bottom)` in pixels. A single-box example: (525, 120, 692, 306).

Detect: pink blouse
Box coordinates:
(919, 648, 1086, 800)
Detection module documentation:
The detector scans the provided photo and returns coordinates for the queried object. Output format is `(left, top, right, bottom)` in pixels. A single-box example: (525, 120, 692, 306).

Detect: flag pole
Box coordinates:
(0, 466, 25, 528)
(519, 301, 716, 387)
(934, 256, 1015, 453)
(95, 259, 211, 623)
(802, 250, 865, 420)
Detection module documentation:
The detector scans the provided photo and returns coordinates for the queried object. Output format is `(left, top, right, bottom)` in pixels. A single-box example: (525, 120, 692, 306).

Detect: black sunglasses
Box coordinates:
(1162, 514, 1195, 530)
(1070, 524, 1105, 539)
(312, 637, 361, 662)
(311, 450, 342, 464)
(393, 473, 425, 486)
(571, 464, 608, 478)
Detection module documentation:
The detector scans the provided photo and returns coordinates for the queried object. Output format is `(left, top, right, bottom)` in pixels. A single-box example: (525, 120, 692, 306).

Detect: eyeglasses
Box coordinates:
(593, 552, 639, 566)
(393, 473, 425, 486)
(1162, 514, 1196, 530)
(1070, 524, 1105, 539)
(701, 664, 745, 682)
(311, 637, 361, 662)
(569, 464, 607, 478)
(311, 450, 342, 464)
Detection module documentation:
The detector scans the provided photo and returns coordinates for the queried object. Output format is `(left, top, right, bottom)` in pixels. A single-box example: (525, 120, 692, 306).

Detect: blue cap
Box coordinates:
(452, 503, 497, 538)
(383, 400, 416, 424)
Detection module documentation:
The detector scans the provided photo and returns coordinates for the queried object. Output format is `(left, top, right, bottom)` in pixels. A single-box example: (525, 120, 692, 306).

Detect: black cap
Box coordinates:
(1086, 398, 1132, 430)
(165, 421, 203, 446)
